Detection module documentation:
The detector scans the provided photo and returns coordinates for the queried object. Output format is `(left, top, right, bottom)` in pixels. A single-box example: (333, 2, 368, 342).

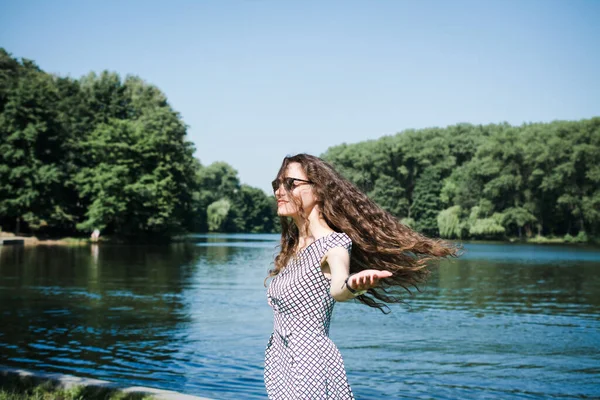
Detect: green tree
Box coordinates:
(72, 75, 198, 237)
(467, 206, 505, 238)
(411, 167, 443, 235)
(322, 119, 599, 241)
(437, 206, 464, 239)
(207, 198, 231, 232)
(0, 51, 66, 233)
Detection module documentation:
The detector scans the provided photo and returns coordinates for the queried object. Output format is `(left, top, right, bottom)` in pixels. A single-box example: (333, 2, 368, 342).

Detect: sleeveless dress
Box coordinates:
(264, 232, 354, 400)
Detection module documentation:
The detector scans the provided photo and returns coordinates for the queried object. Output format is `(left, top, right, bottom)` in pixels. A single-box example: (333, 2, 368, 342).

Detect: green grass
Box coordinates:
(524, 232, 599, 245)
(0, 380, 155, 400)
(61, 237, 89, 245)
(524, 235, 567, 244)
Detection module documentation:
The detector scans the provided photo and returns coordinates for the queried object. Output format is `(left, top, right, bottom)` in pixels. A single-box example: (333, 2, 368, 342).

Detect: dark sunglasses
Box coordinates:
(271, 177, 313, 192)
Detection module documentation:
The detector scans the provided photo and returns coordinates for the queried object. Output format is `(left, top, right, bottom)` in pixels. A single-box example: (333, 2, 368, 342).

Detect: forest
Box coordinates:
(1, 48, 598, 242)
(0, 48, 277, 238)
(323, 118, 599, 242)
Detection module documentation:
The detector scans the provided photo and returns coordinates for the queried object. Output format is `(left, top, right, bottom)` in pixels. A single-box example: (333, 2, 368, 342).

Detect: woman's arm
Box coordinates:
(326, 248, 393, 302)
(325, 247, 354, 302)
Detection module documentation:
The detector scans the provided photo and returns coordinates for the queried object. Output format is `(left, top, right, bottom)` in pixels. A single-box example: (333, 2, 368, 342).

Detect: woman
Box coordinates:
(264, 154, 458, 399)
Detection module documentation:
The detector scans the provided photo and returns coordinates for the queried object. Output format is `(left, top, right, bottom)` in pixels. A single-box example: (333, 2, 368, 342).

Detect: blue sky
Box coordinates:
(1, 0, 599, 193)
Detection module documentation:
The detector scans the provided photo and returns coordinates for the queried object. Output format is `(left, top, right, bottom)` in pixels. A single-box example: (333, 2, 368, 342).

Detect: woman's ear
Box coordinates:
(313, 187, 321, 203)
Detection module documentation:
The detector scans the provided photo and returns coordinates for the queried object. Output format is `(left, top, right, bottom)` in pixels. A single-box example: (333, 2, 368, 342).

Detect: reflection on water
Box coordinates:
(0, 239, 599, 399)
(433, 259, 600, 316)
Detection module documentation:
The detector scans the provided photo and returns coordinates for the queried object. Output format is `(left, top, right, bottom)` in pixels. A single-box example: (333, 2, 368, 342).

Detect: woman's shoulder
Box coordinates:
(324, 231, 352, 251)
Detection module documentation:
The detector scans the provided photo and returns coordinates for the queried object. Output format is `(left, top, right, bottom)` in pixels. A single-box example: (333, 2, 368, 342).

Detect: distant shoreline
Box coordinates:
(0, 232, 87, 246)
(1, 231, 597, 247)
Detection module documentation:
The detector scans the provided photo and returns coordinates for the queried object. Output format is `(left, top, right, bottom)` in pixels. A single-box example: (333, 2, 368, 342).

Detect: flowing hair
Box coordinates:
(267, 153, 460, 313)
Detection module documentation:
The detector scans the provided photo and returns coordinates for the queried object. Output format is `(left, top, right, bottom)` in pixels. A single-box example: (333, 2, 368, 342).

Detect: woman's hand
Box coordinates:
(347, 270, 393, 291)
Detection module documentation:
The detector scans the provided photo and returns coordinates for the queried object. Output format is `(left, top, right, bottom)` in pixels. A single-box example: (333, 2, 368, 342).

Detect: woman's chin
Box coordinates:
(277, 207, 296, 218)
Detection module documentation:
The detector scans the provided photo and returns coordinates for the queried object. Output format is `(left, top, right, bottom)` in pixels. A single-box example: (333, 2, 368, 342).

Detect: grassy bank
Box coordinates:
(0, 381, 154, 400)
(521, 233, 599, 245)
(0, 232, 88, 246)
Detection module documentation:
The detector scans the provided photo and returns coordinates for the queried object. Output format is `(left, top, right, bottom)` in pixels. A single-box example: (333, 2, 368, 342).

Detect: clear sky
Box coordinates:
(1, 0, 599, 193)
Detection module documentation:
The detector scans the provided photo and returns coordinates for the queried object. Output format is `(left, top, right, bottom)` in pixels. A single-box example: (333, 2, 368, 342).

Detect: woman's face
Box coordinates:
(274, 162, 318, 218)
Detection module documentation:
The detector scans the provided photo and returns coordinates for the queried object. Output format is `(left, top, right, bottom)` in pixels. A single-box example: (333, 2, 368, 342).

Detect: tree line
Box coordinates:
(322, 118, 599, 242)
(1, 48, 598, 242)
(0, 48, 277, 239)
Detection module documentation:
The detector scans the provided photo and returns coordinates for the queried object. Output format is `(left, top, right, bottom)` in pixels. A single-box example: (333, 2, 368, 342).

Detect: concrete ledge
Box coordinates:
(0, 366, 211, 400)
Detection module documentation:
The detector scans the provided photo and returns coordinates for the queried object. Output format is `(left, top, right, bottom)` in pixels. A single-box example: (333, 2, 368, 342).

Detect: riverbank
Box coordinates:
(0, 231, 201, 246)
(0, 232, 86, 246)
(1, 230, 597, 246)
(0, 367, 210, 400)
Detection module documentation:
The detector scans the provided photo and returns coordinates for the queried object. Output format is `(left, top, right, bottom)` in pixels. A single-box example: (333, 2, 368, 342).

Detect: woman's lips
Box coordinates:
(277, 200, 287, 205)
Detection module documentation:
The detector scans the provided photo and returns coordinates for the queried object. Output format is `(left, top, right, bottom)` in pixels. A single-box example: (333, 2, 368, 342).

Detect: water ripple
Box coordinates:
(0, 242, 599, 399)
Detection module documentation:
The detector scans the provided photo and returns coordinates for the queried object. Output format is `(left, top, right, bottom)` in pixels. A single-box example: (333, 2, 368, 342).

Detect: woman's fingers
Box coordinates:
(357, 275, 367, 289)
(349, 270, 394, 291)
(360, 275, 368, 287)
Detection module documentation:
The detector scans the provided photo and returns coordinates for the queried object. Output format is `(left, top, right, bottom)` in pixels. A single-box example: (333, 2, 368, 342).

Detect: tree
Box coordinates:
(322, 119, 599, 241)
(207, 199, 231, 232)
(411, 167, 443, 235)
(437, 206, 464, 239)
(72, 75, 198, 237)
(0, 51, 65, 233)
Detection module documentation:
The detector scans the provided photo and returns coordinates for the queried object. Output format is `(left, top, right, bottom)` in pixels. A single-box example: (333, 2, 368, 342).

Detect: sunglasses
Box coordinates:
(271, 177, 313, 192)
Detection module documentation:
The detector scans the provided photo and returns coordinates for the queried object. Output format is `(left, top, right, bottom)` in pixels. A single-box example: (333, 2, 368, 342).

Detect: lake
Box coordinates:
(0, 235, 599, 399)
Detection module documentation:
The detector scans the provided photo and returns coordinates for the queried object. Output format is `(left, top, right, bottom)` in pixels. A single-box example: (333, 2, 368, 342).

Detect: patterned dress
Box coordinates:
(264, 232, 354, 399)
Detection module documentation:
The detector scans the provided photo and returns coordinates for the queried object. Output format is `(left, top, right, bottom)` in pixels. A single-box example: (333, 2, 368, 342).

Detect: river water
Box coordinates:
(0, 235, 599, 399)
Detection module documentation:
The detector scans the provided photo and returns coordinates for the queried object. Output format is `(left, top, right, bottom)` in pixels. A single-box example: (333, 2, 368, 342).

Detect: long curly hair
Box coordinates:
(268, 153, 459, 313)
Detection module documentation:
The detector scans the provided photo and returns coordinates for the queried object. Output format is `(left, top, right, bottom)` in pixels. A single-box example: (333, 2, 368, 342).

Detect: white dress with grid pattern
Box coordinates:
(264, 232, 354, 399)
